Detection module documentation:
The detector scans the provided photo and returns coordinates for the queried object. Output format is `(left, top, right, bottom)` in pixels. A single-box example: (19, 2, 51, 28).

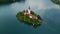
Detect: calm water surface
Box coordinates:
(0, 0, 60, 34)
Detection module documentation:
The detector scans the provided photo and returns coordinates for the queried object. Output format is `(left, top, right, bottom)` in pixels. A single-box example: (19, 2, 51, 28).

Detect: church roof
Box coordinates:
(29, 14, 33, 16)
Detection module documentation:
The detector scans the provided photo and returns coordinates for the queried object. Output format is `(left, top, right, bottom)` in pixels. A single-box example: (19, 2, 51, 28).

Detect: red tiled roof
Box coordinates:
(34, 16, 38, 19)
(29, 14, 33, 16)
(25, 9, 28, 13)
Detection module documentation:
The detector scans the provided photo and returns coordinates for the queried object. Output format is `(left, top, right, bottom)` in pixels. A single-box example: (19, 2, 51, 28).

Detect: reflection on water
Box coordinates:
(0, 0, 60, 34)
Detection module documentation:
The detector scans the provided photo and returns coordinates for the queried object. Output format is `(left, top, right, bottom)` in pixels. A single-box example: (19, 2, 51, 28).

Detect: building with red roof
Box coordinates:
(29, 14, 33, 18)
(24, 7, 31, 15)
(34, 16, 38, 19)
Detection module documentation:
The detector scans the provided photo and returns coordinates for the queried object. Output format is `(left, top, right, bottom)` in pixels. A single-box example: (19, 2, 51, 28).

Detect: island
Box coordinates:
(16, 7, 43, 26)
(51, 0, 60, 5)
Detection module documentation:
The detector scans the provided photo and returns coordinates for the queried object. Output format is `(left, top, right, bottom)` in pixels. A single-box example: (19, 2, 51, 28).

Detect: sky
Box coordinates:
(26, 0, 60, 10)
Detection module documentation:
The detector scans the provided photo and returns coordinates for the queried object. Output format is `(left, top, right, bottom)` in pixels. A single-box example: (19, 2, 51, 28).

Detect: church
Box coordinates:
(24, 7, 38, 19)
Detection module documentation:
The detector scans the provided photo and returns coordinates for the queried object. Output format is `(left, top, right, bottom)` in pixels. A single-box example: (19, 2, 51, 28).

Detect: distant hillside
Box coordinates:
(51, 0, 60, 5)
(0, 0, 25, 4)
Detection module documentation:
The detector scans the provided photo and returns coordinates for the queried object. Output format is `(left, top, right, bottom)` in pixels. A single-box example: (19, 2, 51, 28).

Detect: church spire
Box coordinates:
(29, 6, 30, 10)
(28, 6, 30, 14)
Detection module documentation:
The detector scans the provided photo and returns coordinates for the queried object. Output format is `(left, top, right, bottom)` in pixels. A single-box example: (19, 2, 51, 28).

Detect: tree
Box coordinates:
(51, 0, 60, 5)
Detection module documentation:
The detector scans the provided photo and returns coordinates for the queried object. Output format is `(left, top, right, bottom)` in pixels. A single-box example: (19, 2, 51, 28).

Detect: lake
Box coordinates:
(0, 0, 60, 34)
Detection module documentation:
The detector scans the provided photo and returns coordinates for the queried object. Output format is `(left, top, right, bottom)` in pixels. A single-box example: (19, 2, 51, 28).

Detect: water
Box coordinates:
(0, 0, 60, 34)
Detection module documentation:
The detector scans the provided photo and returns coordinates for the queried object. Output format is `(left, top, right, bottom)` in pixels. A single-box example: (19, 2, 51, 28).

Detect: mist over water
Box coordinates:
(0, 0, 60, 34)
